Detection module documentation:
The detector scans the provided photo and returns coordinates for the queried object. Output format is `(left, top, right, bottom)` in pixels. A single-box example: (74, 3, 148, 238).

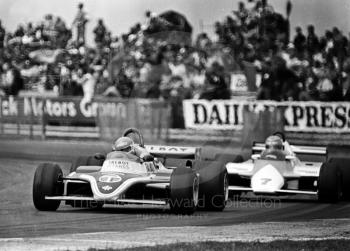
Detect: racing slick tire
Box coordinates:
(70, 156, 104, 173)
(326, 146, 350, 201)
(169, 167, 199, 215)
(33, 163, 63, 211)
(194, 161, 229, 211)
(328, 158, 350, 201)
(318, 162, 342, 203)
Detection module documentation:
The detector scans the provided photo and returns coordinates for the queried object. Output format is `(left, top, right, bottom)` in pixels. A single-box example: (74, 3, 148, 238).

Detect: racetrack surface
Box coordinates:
(0, 139, 349, 249)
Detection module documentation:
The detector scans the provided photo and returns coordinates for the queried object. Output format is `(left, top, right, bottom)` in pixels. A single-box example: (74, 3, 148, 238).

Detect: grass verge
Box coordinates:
(87, 239, 350, 251)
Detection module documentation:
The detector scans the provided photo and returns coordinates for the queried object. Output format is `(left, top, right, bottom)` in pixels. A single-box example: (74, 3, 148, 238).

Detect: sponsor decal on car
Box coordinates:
(99, 174, 122, 183)
(107, 160, 130, 170)
(102, 185, 112, 191)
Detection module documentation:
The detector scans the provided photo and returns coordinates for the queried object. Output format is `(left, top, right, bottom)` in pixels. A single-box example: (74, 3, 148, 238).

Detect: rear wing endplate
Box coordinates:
(145, 145, 200, 159)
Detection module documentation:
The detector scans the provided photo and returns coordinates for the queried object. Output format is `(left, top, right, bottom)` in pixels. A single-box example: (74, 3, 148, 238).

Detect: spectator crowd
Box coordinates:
(1, 0, 350, 103)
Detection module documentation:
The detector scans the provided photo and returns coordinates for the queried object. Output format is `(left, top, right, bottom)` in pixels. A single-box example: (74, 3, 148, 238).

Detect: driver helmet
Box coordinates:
(265, 135, 283, 151)
(113, 137, 134, 152)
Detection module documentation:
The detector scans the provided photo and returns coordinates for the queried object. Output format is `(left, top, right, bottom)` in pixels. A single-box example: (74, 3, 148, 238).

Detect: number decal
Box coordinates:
(261, 178, 272, 185)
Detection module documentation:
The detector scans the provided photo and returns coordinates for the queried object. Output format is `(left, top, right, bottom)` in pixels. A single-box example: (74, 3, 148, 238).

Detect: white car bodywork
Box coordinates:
(226, 143, 327, 195)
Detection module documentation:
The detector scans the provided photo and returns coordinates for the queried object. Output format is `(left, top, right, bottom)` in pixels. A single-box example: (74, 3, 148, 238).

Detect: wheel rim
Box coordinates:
(223, 173, 229, 202)
(193, 176, 199, 207)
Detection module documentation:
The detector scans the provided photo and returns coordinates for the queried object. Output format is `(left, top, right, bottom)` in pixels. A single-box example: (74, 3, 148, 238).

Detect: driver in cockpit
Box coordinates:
(261, 134, 294, 160)
(272, 132, 294, 156)
(112, 136, 154, 162)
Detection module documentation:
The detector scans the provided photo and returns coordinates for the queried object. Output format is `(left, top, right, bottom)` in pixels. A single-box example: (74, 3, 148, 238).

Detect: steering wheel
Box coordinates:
(122, 128, 144, 148)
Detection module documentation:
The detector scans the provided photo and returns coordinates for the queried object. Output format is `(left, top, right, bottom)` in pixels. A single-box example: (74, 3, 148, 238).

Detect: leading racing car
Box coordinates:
(226, 132, 350, 202)
(32, 128, 228, 214)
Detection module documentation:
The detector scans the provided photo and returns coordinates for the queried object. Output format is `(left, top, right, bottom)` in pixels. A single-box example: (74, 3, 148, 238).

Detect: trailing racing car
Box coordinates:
(226, 132, 350, 202)
(32, 128, 228, 214)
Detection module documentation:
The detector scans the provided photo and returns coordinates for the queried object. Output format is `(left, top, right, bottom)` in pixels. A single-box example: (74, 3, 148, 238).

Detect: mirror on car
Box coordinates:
(94, 153, 106, 160)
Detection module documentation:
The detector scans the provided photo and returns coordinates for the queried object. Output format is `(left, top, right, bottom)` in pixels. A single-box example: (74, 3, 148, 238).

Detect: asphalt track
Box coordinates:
(0, 139, 349, 248)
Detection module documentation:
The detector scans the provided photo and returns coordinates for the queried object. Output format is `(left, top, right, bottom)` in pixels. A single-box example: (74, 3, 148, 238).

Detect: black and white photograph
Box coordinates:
(0, 0, 349, 250)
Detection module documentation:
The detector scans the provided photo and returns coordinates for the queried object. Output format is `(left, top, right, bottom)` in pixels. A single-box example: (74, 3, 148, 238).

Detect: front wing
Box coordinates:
(45, 174, 170, 205)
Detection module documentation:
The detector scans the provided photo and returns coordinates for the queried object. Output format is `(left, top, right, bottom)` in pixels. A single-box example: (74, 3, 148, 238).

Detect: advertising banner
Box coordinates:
(0, 96, 130, 125)
(183, 100, 350, 133)
(183, 99, 245, 130)
(284, 102, 350, 133)
(230, 73, 248, 92)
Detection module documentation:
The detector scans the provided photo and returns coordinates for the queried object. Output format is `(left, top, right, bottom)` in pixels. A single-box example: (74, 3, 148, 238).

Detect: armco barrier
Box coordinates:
(0, 96, 170, 141)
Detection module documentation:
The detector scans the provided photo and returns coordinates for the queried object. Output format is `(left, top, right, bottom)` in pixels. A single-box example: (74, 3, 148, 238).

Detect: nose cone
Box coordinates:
(251, 164, 284, 193)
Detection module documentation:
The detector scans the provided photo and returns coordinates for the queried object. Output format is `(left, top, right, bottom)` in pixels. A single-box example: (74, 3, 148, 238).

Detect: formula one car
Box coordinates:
(32, 128, 228, 214)
(226, 133, 350, 202)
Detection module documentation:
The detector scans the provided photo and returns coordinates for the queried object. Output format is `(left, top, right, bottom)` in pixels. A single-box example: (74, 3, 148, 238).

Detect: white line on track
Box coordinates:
(1, 219, 349, 251)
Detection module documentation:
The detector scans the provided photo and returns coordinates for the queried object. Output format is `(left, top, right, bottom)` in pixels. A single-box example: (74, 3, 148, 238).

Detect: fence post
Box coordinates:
(0, 96, 3, 135)
(41, 98, 46, 140)
(29, 97, 33, 139)
(96, 100, 101, 140)
(156, 102, 163, 139)
(165, 103, 170, 141)
(16, 97, 20, 136)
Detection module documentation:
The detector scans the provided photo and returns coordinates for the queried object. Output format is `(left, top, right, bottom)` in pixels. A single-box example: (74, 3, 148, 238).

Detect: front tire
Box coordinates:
(194, 161, 229, 211)
(328, 158, 350, 201)
(318, 162, 342, 203)
(169, 167, 199, 215)
(33, 163, 63, 211)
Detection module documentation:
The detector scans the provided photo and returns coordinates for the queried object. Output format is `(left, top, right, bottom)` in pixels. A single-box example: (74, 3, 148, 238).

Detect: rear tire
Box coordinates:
(169, 167, 199, 215)
(70, 156, 104, 173)
(194, 161, 229, 211)
(318, 162, 342, 203)
(33, 163, 63, 211)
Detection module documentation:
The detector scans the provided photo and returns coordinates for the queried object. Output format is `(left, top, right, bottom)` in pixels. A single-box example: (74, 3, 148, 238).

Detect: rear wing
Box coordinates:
(252, 142, 327, 156)
(145, 145, 200, 159)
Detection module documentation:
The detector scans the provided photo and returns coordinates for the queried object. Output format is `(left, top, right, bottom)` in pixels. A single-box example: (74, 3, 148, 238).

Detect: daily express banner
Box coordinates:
(183, 100, 350, 133)
(183, 99, 245, 130)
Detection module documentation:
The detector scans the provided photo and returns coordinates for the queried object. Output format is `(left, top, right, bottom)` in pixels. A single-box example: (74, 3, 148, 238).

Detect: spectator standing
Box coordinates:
(55, 17, 70, 48)
(0, 20, 6, 49)
(0, 62, 24, 96)
(199, 62, 231, 100)
(14, 24, 25, 37)
(115, 69, 134, 98)
(72, 3, 89, 45)
(234, 2, 249, 27)
(332, 27, 348, 72)
(93, 19, 107, 47)
(306, 25, 319, 61)
(81, 68, 96, 102)
(293, 27, 306, 57)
